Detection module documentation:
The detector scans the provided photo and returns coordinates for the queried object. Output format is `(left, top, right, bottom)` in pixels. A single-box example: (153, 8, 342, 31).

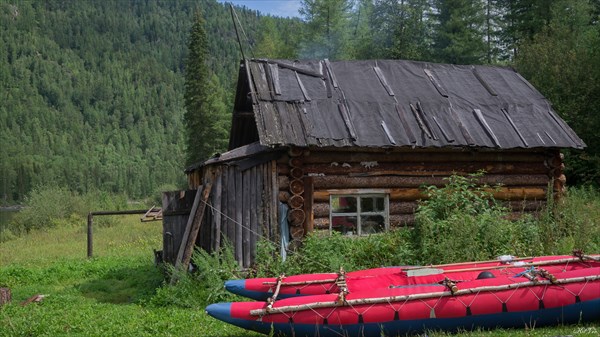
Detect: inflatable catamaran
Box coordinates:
(207, 253, 600, 337)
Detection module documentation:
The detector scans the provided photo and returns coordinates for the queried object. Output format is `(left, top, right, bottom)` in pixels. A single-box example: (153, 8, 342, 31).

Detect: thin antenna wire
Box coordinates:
(230, 4, 255, 59)
(201, 198, 331, 271)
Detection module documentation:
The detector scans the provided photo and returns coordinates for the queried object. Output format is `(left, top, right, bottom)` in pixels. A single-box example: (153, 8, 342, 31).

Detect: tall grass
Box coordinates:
(538, 185, 600, 254)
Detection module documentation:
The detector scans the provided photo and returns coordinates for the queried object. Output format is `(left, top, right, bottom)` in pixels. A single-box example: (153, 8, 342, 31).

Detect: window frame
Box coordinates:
(328, 192, 390, 236)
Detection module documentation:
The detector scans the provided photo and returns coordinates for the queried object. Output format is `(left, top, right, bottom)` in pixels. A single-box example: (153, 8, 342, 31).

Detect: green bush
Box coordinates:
(253, 228, 416, 276)
(6, 186, 128, 238)
(9, 186, 85, 234)
(414, 173, 545, 265)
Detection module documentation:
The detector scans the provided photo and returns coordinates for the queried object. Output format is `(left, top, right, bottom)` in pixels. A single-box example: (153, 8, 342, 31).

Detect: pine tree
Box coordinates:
(255, 16, 298, 59)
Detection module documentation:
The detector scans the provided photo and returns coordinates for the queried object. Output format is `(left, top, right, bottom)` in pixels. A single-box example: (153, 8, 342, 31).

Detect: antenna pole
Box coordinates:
(230, 4, 246, 60)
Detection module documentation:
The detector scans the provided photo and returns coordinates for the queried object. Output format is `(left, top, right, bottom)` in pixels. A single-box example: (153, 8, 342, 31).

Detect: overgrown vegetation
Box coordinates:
(151, 244, 244, 309)
(1, 179, 599, 336)
(539, 186, 600, 254)
(414, 173, 542, 264)
(252, 229, 416, 277)
(249, 174, 599, 277)
(413, 174, 599, 264)
(0, 186, 129, 243)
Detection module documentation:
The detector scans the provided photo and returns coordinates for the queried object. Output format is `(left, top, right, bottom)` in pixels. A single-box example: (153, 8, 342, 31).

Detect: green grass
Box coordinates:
(0, 215, 260, 337)
(0, 193, 599, 336)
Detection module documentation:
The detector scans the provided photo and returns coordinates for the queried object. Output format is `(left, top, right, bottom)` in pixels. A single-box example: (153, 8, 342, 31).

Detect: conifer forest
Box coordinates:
(1, 0, 599, 204)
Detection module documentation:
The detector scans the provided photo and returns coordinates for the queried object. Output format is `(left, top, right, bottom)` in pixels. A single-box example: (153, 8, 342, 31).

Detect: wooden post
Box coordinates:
(87, 212, 93, 258)
(213, 168, 222, 251)
(243, 169, 251, 267)
(235, 169, 243, 265)
(87, 209, 158, 258)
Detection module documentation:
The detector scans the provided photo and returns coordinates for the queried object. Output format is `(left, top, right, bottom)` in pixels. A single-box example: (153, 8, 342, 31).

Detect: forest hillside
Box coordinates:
(1, 0, 599, 204)
(0, 0, 285, 202)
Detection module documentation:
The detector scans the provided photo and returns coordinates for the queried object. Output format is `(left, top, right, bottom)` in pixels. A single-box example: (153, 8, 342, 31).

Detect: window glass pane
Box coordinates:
(331, 196, 357, 213)
(375, 197, 385, 212)
(331, 216, 357, 235)
(361, 197, 374, 212)
(361, 215, 385, 234)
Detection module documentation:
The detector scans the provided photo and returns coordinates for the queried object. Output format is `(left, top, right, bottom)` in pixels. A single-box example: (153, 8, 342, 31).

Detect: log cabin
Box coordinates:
(163, 59, 585, 267)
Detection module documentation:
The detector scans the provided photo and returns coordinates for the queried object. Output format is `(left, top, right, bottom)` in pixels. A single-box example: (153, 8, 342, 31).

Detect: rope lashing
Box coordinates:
(441, 277, 459, 294)
(538, 268, 557, 283)
(336, 288, 348, 305)
(266, 274, 286, 312)
(513, 266, 558, 284)
(335, 267, 348, 292)
(573, 249, 600, 262)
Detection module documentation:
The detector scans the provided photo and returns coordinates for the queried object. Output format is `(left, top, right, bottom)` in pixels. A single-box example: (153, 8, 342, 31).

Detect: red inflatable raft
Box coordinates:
(225, 255, 594, 300)
(209, 255, 600, 336)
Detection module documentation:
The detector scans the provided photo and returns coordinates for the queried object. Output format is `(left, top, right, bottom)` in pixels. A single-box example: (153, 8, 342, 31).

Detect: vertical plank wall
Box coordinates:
(194, 161, 279, 267)
(161, 190, 197, 265)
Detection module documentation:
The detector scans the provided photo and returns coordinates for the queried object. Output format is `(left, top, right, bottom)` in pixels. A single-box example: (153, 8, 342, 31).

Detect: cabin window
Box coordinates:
(329, 194, 389, 235)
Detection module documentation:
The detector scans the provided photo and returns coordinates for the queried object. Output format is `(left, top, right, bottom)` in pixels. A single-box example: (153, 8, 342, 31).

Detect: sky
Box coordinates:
(218, 0, 302, 18)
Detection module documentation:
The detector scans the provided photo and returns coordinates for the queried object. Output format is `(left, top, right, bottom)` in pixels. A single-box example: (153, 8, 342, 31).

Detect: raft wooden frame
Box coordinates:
(259, 256, 599, 287)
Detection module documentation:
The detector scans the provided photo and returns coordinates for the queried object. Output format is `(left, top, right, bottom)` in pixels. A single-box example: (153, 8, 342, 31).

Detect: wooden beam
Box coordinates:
(303, 151, 548, 164)
(173, 187, 202, 269)
(311, 174, 549, 190)
(313, 187, 547, 202)
(171, 181, 213, 285)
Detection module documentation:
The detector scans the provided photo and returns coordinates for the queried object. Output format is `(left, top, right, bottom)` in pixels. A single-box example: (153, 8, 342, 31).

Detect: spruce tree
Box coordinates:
(184, 10, 229, 166)
(431, 0, 486, 64)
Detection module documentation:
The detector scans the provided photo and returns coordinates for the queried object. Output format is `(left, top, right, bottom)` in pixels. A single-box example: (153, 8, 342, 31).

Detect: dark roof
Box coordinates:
(185, 142, 282, 173)
(236, 59, 585, 150)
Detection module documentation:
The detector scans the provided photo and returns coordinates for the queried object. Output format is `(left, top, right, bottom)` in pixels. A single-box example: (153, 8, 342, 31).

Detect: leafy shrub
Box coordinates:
(9, 186, 86, 234)
(253, 228, 416, 276)
(6, 186, 128, 238)
(414, 173, 543, 264)
(251, 238, 285, 277)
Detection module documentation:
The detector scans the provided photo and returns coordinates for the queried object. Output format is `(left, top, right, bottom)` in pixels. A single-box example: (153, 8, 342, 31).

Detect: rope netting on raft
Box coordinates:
(250, 255, 599, 319)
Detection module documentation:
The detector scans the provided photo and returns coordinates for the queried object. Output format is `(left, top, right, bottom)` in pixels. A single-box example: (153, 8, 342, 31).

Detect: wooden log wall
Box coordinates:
(277, 148, 562, 232)
(194, 161, 280, 268)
